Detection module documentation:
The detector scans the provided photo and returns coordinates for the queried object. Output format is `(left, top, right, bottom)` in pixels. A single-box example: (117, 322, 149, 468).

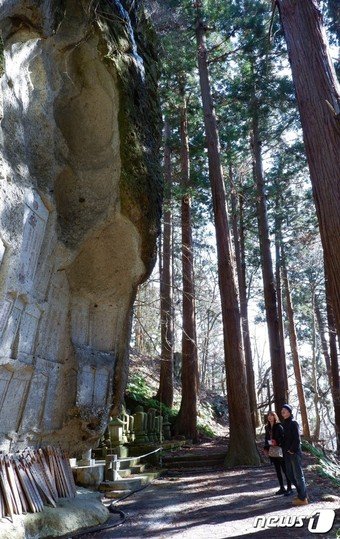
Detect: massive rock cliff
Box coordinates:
(0, 0, 161, 454)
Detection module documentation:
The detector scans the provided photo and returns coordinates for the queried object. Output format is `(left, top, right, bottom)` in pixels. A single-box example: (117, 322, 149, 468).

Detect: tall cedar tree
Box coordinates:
(310, 286, 321, 440)
(195, 6, 260, 465)
(274, 206, 287, 384)
(251, 95, 288, 412)
(230, 168, 258, 430)
(156, 119, 174, 407)
(174, 89, 199, 441)
(276, 0, 340, 335)
(281, 243, 310, 437)
(315, 295, 333, 390)
(325, 271, 340, 453)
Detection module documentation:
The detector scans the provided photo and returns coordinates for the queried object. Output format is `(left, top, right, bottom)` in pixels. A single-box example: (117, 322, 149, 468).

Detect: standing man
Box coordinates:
(281, 404, 308, 506)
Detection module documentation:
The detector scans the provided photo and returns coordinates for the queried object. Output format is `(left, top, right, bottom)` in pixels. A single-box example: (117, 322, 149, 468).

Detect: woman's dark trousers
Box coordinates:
(272, 457, 292, 490)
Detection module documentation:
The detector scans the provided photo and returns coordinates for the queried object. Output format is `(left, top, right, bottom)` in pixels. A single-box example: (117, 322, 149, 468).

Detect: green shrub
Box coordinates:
(125, 374, 178, 423)
(126, 373, 152, 400)
(197, 422, 215, 438)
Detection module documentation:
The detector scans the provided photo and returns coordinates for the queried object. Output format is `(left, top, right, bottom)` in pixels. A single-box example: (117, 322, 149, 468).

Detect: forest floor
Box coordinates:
(74, 438, 340, 539)
(108, 352, 340, 537)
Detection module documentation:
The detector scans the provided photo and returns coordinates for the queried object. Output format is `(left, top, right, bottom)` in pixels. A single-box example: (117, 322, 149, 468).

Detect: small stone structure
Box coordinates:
(72, 405, 176, 488)
(92, 405, 168, 461)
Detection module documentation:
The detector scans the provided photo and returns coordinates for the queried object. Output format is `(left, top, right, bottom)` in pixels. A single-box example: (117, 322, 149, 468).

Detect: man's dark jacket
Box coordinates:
(282, 415, 301, 453)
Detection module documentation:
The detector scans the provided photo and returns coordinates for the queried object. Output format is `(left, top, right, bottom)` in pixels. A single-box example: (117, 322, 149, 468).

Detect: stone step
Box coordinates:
(162, 452, 226, 463)
(118, 458, 140, 470)
(136, 471, 159, 481)
(118, 468, 131, 477)
(100, 478, 144, 492)
(99, 471, 160, 493)
(162, 456, 226, 469)
(130, 464, 146, 474)
(163, 453, 226, 461)
(163, 451, 227, 460)
(103, 490, 132, 499)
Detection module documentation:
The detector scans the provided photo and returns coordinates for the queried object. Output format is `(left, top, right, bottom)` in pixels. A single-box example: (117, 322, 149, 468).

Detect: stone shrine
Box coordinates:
(108, 405, 166, 447)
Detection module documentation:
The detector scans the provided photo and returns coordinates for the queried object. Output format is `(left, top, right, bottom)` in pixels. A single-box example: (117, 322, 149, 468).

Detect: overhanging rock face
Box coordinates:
(0, 0, 161, 454)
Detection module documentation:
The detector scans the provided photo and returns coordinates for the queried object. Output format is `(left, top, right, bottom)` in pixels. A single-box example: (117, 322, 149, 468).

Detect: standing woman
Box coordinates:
(264, 411, 293, 495)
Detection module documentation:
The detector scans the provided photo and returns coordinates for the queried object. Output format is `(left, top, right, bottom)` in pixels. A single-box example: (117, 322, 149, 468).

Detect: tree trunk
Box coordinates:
(200, 323, 209, 388)
(230, 169, 258, 430)
(195, 10, 259, 465)
(277, 0, 340, 335)
(156, 119, 174, 408)
(201, 309, 219, 388)
(274, 204, 288, 387)
(251, 104, 288, 412)
(311, 288, 321, 441)
(281, 244, 310, 438)
(174, 94, 199, 441)
(325, 272, 340, 454)
(211, 361, 216, 392)
(314, 295, 332, 389)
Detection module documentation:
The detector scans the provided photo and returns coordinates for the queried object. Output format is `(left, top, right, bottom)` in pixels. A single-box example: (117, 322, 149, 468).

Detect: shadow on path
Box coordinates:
(77, 458, 340, 539)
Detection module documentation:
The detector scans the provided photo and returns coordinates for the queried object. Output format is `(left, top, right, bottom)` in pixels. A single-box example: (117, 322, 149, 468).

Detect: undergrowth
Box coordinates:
(125, 373, 217, 438)
(125, 373, 178, 426)
(302, 439, 340, 487)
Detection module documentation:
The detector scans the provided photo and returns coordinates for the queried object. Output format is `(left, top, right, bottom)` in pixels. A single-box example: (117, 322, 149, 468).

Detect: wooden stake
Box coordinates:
(14, 459, 38, 513)
(11, 458, 28, 514)
(0, 457, 15, 520)
(4, 455, 22, 515)
(38, 448, 58, 500)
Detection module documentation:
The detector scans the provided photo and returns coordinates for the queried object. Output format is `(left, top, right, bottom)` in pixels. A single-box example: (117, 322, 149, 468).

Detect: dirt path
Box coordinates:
(75, 460, 340, 539)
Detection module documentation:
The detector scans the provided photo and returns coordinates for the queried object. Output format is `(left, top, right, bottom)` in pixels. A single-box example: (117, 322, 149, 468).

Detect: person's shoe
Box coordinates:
(284, 489, 294, 496)
(292, 497, 308, 506)
(275, 488, 286, 495)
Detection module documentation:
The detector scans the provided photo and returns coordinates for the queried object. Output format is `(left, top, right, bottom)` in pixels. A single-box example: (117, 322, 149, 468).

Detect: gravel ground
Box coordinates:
(71, 457, 340, 539)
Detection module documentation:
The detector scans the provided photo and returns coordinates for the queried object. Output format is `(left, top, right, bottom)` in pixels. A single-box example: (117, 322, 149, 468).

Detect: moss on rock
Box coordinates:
(96, 0, 163, 280)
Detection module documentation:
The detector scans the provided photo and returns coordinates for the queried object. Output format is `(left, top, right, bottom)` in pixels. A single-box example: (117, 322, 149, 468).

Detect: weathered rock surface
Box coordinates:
(0, 487, 110, 538)
(0, 0, 161, 454)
